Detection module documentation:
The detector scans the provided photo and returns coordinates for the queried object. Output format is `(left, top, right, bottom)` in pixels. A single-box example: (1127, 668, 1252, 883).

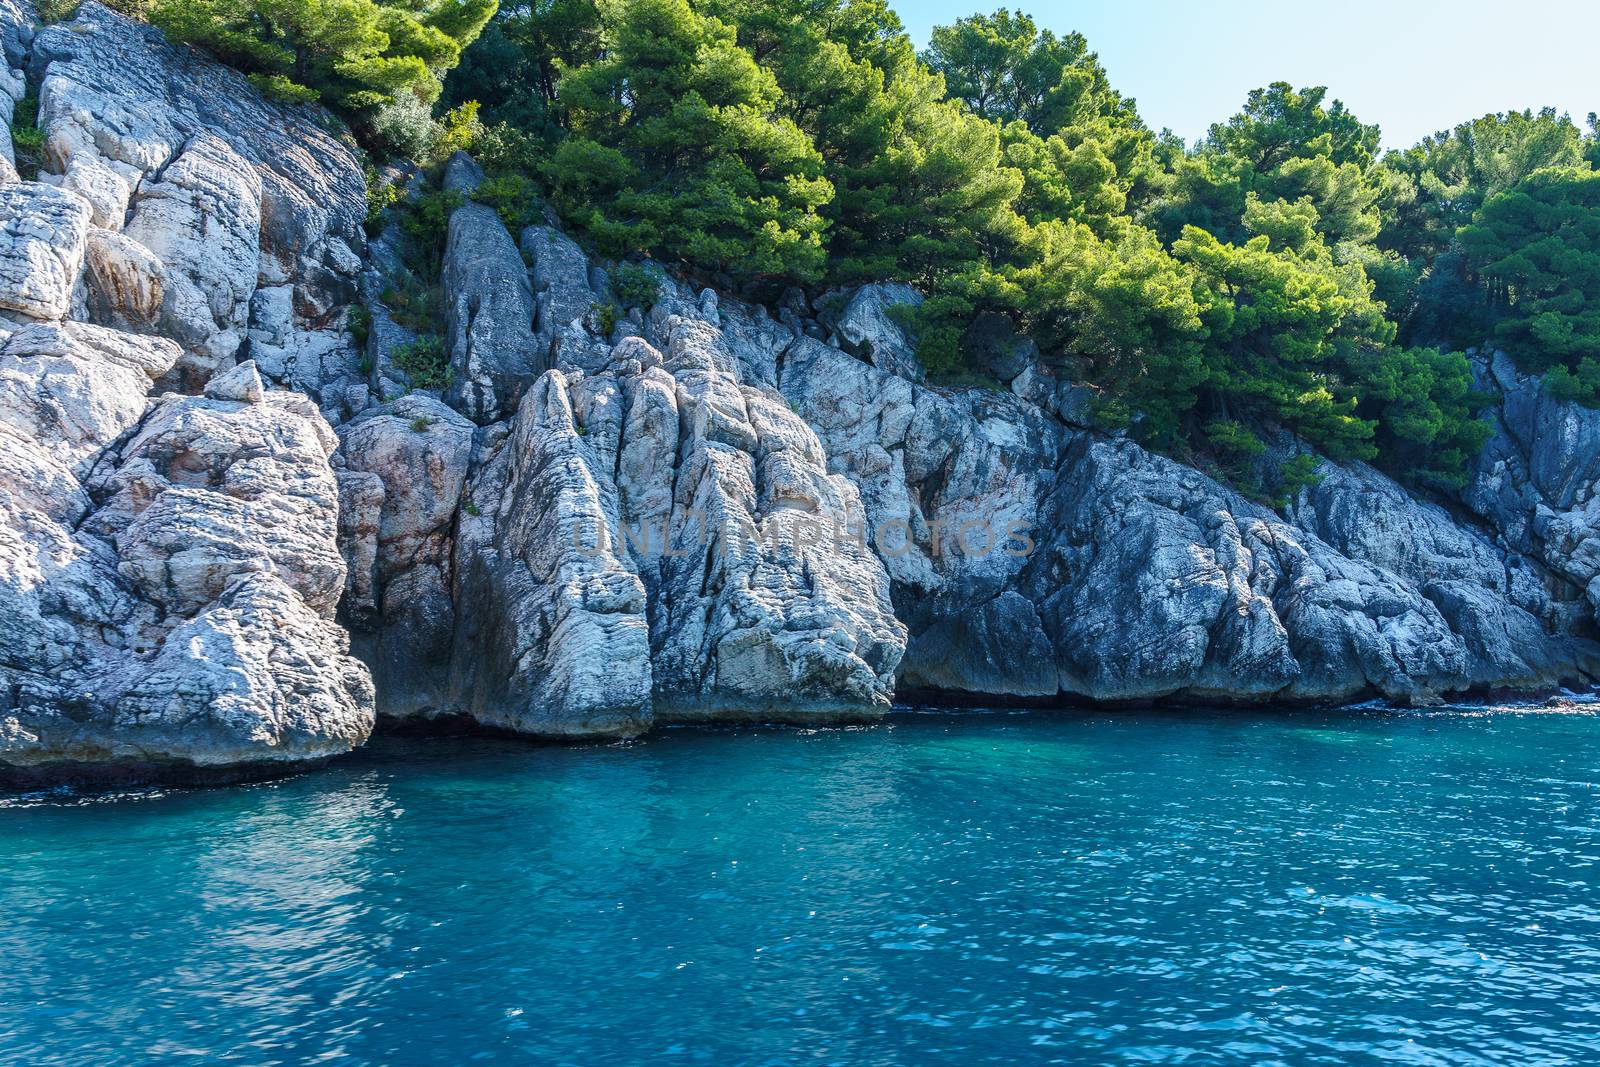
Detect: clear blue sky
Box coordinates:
(896, 0, 1598, 150)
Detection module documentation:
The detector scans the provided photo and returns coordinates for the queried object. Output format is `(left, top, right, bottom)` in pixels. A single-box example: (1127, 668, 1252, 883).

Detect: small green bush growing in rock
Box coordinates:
(379, 277, 444, 333)
(431, 100, 483, 161)
(1544, 357, 1600, 408)
(393, 336, 451, 390)
(609, 262, 659, 311)
(473, 172, 541, 231)
(398, 188, 463, 277)
(1274, 454, 1326, 508)
(347, 305, 372, 348)
(10, 93, 42, 178)
(410, 414, 434, 433)
(248, 73, 319, 105)
(363, 167, 401, 236)
(591, 301, 620, 337)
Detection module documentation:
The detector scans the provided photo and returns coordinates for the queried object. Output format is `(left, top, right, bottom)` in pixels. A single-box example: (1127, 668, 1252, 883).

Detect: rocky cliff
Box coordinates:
(1, 3, 1595, 783)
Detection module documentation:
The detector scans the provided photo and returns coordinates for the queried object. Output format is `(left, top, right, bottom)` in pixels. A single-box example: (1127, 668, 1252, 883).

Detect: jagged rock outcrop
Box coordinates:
(522, 223, 600, 365)
(1466, 350, 1600, 624)
(440, 152, 542, 422)
(437, 316, 907, 734)
(0, 326, 372, 780)
(28, 2, 366, 407)
(336, 394, 474, 716)
(781, 324, 1600, 704)
(827, 282, 924, 382)
(636, 317, 906, 719)
(1286, 456, 1593, 690)
(119, 133, 261, 375)
(447, 369, 654, 735)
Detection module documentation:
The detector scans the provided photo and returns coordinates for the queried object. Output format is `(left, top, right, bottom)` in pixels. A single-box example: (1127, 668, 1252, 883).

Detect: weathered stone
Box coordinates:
(449, 370, 654, 735)
(0, 320, 179, 473)
(442, 189, 540, 423)
(122, 133, 262, 378)
(82, 228, 163, 328)
(522, 223, 596, 363)
(0, 326, 373, 777)
(33, 3, 366, 389)
(0, 182, 92, 321)
(1465, 350, 1600, 626)
(830, 282, 924, 382)
(337, 394, 474, 715)
(204, 358, 265, 403)
(1287, 455, 1597, 688)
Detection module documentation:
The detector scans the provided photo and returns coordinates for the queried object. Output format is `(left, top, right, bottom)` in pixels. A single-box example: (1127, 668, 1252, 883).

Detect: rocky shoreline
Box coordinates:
(2, 2, 1597, 784)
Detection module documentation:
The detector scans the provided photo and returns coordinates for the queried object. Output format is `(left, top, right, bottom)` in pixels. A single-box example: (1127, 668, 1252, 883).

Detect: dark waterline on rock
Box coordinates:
(4, 706, 1600, 1065)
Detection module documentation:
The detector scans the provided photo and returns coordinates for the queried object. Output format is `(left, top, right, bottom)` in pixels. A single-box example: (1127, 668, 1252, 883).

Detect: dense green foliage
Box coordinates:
(148, 0, 495, 153)
(149, 0, 1600, 496)
(1459, 165, 1600, 403)
(426, 0, 1600, 492)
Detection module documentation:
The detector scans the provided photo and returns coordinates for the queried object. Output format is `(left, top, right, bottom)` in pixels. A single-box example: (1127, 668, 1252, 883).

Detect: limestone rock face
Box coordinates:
(30, 2, 366, 395)
(0, 182, 91, 320)
(449, 370, 654, 735)
(638, 317, 906, 720)
(0, 320, 178, 472)
(121, 133, 262, 377)
(437, 313, 907, 734)
(522, 224, 598, 364)
(780, 323, 1600, 705)
(1285, 455, 1594, 689)
(336, 394, 475, 715)
(829, 282, 925, 382)
(1038, 439, 1463, 704)
(1466, 350, 1600, 625)
(781, 335, 1059, 691)
(441, 176, 540, 423)
(0, 323, 372, 777)
(82, 228, 163, 328)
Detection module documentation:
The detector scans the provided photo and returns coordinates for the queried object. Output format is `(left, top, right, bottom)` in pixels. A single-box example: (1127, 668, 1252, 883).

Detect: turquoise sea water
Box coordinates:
(4, 707, 1600, 1066)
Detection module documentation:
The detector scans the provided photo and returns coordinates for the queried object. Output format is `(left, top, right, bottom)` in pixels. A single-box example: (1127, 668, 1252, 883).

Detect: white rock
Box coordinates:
(0, 182, 93, 321)
(123, 133, 262, 379)
(82, 228, 164, 327)
(204, 358, 265, 403)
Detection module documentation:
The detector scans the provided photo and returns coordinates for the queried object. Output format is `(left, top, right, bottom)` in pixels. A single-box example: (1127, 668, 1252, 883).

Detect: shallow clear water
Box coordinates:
(4, 707, 1600, 1066)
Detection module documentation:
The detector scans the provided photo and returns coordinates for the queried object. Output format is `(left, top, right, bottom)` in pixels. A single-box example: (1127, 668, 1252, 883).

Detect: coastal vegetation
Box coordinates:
(159, 0, 1599, 492)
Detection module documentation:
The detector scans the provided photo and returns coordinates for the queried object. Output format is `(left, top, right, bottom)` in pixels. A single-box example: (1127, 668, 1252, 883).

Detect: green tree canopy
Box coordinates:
(151, 0, 495, 112)
(1459, 165, 1600, 386)
(546, 0, 833, 280)
(441, 0, 602, 139)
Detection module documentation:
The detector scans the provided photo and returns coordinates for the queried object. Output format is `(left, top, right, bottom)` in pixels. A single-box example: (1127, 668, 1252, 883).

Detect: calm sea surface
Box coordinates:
(3, 706, 1600, 1066)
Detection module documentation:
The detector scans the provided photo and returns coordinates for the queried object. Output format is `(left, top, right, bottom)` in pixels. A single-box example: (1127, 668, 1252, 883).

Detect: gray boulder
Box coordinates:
(830, 282, 925, 382)
(441, 188, 541, 422)
(0, 182, 91, 321)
